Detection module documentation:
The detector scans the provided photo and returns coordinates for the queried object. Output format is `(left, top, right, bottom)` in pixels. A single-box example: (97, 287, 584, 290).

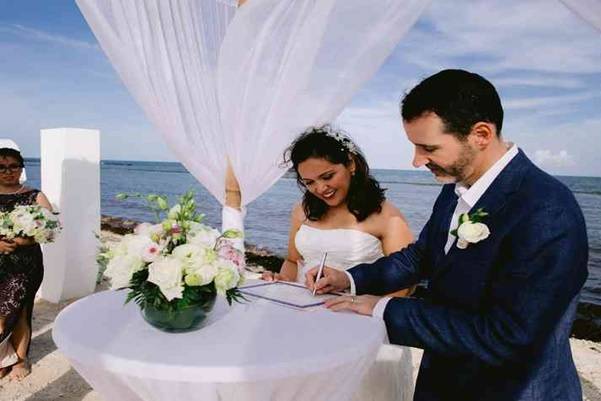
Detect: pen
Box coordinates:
(312, 252, 328, 296)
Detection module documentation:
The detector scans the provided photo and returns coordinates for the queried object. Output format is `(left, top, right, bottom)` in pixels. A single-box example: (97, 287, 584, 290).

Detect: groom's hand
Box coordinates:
(325, 295, 381, 316)
(305, 266, 350, 294)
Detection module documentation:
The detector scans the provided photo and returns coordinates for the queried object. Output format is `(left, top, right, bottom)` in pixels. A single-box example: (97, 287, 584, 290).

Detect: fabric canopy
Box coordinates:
(217, 0, 430, 205)
(75, 0, 430, 209)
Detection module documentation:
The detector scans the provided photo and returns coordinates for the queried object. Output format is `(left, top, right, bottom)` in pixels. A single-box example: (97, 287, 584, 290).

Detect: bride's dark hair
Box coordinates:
(283, 125, 385, 222)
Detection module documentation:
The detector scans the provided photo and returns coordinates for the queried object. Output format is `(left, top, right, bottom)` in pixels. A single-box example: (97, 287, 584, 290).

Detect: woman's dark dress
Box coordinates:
(0, 189, 44, 356)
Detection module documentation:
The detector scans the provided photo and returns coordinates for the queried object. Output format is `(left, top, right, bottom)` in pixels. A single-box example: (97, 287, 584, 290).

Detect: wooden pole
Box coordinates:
(225, 158, 242, 210)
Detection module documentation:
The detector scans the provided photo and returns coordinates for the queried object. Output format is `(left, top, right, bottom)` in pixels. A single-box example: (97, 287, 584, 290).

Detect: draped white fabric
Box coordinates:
(75, 0, 429, 233)
(218, 0, 431, 205)
(561, 0, 601, 31)
(76, 0, 235, 203)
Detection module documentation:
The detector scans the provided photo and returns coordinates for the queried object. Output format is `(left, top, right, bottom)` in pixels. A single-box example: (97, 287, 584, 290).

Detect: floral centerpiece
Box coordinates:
(0, 205, 62, 243)
(100, 191, 245, 332)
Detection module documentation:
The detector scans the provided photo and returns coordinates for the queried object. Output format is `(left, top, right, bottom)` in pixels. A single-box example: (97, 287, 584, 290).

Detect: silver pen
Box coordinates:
(312, 252, 328, 296)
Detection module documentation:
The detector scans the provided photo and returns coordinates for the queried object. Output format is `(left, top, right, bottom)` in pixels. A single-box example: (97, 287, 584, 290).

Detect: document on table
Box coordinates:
(239, 281, 343, 310)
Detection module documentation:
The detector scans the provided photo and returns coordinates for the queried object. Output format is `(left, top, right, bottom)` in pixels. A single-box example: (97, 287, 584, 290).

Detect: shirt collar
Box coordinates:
(455, 143, 518, 208)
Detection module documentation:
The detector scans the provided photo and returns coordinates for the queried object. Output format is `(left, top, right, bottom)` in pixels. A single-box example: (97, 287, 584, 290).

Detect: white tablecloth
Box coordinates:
(52, 288, 387, 401)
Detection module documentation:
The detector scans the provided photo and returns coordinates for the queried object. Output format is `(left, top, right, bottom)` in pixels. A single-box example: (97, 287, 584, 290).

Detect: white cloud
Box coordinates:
(398, 0, 601, 75)
(533, 149, 575, 168)
(493, 76, 585, 90)
(506, 117, 601, 176)
(503, 90, 601, 110)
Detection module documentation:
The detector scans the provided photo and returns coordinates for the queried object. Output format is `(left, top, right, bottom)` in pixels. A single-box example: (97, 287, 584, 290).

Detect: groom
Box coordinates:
(307, 69, 588, 401)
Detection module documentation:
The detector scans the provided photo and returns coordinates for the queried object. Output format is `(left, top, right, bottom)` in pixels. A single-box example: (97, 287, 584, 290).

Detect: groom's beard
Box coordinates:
(427, 144, 476, 184)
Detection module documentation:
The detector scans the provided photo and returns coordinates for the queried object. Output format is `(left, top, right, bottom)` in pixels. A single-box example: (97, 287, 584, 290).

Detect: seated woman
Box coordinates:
(263, 126, 415, 401)
(0, 148, 52, 381)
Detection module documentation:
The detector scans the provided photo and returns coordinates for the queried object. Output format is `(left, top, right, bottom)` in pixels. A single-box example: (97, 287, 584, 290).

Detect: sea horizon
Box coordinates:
(20, 158, 601, 308)
(23, 157, 601, 180)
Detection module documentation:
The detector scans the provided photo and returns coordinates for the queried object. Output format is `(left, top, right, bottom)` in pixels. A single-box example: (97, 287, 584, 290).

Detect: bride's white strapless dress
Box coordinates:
(295, 224, 415, 401)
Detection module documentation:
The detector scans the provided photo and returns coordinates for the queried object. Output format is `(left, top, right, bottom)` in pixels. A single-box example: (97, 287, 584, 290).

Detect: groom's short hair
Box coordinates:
(401, 69, 503, 138)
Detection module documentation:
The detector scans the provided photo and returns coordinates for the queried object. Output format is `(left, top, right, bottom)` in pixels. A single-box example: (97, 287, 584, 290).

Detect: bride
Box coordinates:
(262, 125, 415, 401)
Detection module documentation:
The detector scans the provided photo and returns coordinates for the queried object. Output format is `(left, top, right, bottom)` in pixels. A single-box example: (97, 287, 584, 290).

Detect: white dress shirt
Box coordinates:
(365, 144, 519, 319)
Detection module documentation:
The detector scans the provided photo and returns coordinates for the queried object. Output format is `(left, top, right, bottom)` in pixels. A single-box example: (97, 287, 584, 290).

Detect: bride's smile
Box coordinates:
(297, 157, 354, 207)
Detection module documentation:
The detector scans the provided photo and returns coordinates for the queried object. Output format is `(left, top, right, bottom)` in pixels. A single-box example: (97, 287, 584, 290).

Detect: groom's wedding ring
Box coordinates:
(351, 296, 356, 304)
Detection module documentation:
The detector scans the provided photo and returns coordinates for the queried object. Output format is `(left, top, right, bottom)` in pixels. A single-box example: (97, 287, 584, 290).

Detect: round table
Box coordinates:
(53, 288, 386, 401)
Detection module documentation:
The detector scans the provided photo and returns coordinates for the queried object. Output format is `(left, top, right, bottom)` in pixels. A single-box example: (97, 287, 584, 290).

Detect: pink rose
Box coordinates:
(217, 242, 245, 272)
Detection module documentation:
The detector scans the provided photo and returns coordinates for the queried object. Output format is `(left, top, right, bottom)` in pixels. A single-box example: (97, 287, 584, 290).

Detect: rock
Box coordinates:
(100, 215, 139, 235)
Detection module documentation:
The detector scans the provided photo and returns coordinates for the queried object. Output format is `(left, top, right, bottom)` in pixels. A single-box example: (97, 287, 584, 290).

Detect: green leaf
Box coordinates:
(222, 229, 242, 239)
(469, 208, 489, 223)
(157, 196, 169, 210)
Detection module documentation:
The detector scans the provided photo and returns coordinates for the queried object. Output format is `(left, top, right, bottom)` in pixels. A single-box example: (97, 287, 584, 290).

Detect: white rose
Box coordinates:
(187, 221, 204, 234)
(104, 254, 145, 289)
(123, 235, 157, 259)
(172, 244, 216, 266)
(457, 221, 490, 247)
(172, 243, 203, 261)
(147, 256, 184, 301)
(110, 240, 130, 258)
(10, 209, 35, 234)
(184, 262, 218, 287)
(38, 207, 58, 225)
(213, 261, 241, 296)
(34, 231, 49, 243)
(187, 225, 220, 248)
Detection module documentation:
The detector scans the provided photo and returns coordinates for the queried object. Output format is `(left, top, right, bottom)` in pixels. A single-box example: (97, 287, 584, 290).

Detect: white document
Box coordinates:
(239, 281, 343, 310)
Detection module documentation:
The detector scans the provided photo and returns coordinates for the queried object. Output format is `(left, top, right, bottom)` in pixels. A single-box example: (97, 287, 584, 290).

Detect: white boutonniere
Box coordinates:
(451, 208, 490, 249)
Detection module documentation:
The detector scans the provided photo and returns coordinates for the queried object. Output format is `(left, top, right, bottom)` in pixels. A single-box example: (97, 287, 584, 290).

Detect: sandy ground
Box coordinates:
(2, 298, 601, 401)
(1, 232, 600, 400)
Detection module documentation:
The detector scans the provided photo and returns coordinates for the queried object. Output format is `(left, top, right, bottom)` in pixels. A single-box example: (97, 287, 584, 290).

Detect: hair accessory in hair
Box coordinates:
(322, 128, 358, 155)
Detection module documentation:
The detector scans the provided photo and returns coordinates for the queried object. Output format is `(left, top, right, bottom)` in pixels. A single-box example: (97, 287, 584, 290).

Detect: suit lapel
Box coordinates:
(433, 188, 458, 264)
(432, 150, 530, 278)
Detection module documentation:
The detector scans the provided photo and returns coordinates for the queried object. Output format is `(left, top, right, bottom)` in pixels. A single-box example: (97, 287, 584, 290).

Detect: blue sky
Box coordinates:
(1, 0, 600, 176)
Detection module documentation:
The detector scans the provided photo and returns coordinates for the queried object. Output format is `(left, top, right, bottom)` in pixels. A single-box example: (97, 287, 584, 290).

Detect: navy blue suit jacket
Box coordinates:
(349, 150, 588, 401)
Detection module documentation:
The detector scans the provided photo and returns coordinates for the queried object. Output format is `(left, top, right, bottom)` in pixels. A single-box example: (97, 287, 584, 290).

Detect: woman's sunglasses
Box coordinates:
(0, 164, 23, 174)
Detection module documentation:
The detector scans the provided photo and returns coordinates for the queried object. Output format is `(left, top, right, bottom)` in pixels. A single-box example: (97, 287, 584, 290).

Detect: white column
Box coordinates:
(39, 128, 100, 303)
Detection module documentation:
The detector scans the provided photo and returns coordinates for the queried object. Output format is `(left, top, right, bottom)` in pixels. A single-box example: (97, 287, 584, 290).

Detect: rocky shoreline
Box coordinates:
(101, 215, 601, 342)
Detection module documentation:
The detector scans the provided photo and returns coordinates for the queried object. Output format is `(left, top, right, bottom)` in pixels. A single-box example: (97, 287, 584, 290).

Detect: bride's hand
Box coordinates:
(305, 266, 350, 294)
(261, 271, 292, 282)
(325, 295, 381, 316)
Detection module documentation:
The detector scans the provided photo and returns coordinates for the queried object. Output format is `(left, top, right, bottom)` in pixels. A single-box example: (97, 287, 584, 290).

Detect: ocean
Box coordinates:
(23, 159, 601, 306)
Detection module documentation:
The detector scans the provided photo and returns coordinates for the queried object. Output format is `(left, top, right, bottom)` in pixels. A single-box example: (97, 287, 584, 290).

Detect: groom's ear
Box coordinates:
(469, 122, 496, 150)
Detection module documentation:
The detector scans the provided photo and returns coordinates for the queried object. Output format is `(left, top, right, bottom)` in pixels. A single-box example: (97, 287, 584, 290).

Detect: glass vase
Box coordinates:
(141, 294, 217, 333)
